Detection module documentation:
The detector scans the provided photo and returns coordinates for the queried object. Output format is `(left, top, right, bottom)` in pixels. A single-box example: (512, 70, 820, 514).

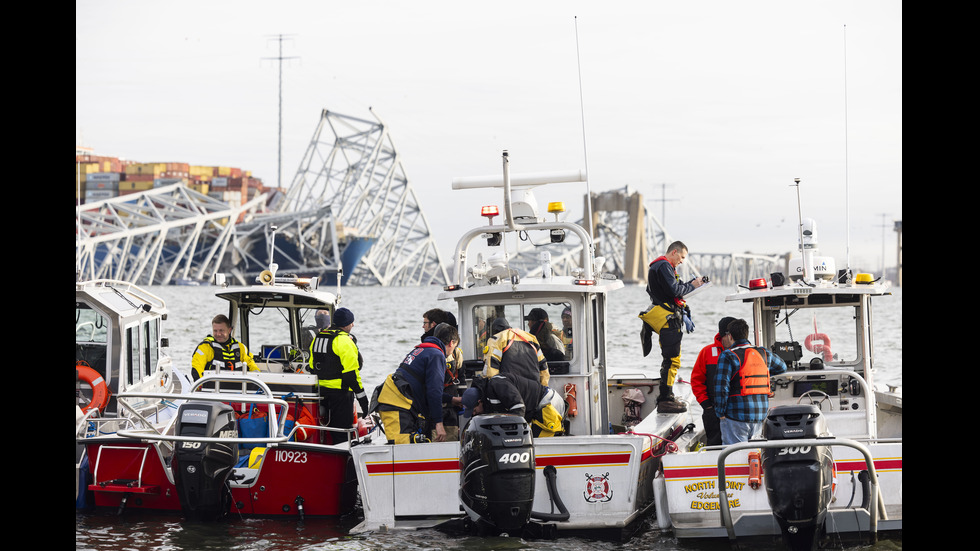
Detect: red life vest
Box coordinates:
(728, 345, 772, 397)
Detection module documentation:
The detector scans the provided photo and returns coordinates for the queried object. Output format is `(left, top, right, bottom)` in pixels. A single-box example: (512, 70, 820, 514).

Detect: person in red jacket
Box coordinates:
(691, 317, 735, 446)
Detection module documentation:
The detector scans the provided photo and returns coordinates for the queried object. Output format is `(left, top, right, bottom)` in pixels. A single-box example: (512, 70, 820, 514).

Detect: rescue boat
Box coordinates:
(76, 259, 372, 519)
(653, 206, 903, 549)
(349, 152, 691, 538)
(76, 279, 192, 508)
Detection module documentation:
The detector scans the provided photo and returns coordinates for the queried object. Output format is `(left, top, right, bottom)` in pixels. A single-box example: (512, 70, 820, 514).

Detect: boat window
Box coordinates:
(244, 306, 329, 358)
(76, 304, 109, 375)
(144, 319, 159, 378)
(126, 325, 139, 386)
(470, 302, 572, 362)
(75, 304, 108, 344)
(772, 306, 859, 368)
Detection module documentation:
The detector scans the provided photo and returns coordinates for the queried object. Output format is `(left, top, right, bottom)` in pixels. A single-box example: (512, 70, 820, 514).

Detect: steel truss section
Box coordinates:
(279, 108, 449, 286)
(75, 183, 267, 285)
(503, 188, 782, 287)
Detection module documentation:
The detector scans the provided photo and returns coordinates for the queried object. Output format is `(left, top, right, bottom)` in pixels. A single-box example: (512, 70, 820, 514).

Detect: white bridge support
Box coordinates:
(509, 187, 783, 287)
(75, 184, 271, 285)
(279, 108, 449, 286)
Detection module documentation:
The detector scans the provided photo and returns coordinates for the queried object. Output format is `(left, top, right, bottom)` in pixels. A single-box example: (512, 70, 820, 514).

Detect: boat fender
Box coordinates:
(530, 465, 570, 522)
(77, 364, 111, 415)
(748, 451, 762, 489)
(563, 383, 578, 418)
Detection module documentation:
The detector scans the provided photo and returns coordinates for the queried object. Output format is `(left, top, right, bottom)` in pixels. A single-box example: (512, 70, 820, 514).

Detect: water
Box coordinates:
(76, 283, 902, 550)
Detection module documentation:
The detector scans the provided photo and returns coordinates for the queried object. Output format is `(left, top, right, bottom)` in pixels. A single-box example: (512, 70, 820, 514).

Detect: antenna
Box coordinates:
(842, 24, 851, 277)
(263, 34, 299, 190)
(791, 177, 810, 283)
(573, 17, 594, 241)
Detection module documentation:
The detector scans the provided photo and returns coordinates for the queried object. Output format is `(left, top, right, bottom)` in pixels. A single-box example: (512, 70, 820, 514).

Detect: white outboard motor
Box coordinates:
(172, 401, 239, 521)
(762, 405, 835, 551)
(459, 414, 535, 535)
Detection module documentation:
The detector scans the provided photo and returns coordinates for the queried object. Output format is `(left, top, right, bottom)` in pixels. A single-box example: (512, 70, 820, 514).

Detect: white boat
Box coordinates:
(76, 279, 192, 506)
(653, 216, 902, 548)
(77, 261, 374, 519)
(349, 152, 692, 538)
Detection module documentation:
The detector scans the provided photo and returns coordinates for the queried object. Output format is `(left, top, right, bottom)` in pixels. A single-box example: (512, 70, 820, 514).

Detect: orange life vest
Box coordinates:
(728, 345, 772, 397)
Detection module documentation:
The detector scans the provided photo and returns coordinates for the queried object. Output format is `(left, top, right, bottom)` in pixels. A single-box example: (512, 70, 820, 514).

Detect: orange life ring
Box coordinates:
(77, 364, 110, 414)
(804, 333, 834, 362)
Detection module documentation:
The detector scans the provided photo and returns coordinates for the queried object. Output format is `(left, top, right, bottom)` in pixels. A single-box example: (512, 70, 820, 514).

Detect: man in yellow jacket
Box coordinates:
(309, 308, 368, 444)
(191, 314, 259, 381)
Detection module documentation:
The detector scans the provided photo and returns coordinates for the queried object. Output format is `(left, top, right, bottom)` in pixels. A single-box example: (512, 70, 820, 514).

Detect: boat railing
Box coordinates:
(77, 278, 168, 311)
(716, 438, 881, 545)
(115, 391, 292, 447)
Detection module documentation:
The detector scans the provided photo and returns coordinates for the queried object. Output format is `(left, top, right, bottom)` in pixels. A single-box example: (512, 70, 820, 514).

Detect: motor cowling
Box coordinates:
(762, 405, 835, 551)
(172, 401, 239, 521)
(459, 414, 535, 535)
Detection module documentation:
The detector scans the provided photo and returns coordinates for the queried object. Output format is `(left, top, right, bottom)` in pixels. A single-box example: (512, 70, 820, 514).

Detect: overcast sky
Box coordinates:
(76, 1, 902, 274)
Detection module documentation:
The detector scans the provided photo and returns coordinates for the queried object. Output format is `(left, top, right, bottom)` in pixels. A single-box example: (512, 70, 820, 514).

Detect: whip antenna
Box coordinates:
(574, 16, 594, 242)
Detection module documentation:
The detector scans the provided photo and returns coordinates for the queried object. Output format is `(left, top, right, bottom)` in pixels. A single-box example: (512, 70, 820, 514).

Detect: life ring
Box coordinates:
(804, 333, 834, 362)
(77, 364, 110, 414)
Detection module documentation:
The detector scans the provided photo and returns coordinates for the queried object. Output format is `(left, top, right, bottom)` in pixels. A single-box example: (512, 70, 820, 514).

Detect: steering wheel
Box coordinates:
(797, 389, 834, 411)
(263, 344, 307, 372)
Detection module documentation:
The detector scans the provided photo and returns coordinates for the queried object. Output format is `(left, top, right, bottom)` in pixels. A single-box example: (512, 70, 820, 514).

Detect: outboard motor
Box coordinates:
(172, 401, 239, 521)
(459, 414, 535, 535)
(762, 405, 835, 551)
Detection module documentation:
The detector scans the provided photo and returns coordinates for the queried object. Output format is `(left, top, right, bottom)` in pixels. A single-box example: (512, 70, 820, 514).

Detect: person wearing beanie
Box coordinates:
(690, 316, 736, 446)
(309, 307, 367, 444)
(484, 317, 550, 388)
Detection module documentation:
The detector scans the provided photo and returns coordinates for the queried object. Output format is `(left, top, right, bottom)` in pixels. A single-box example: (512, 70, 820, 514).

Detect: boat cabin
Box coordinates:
(75, 280, 176, 416)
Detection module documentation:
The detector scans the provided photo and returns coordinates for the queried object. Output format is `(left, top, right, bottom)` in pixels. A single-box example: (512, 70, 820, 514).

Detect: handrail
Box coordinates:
(716, 438, 880, 546)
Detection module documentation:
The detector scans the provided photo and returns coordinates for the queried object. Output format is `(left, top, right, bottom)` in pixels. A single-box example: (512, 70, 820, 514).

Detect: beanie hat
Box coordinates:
(334, 307, 354, 327)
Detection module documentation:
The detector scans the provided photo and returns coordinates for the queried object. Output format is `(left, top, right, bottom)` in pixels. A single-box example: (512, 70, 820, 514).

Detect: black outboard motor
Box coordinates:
(459, 414, 535, 535)
(172, 401, 239, 521)
(762, 405, 835, 551)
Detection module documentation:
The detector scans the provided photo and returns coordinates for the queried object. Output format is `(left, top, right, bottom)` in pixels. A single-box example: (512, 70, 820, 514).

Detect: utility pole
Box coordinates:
(877, 213, 890, 276)
(263, 34, 298, 190)
(649, 182, 679, 228)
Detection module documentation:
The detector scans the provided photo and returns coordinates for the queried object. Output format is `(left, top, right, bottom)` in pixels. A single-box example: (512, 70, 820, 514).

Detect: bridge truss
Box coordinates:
(279, 108, 449, 286)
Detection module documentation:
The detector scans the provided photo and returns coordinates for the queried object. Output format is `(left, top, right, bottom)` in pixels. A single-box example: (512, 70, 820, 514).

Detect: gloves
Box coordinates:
(640, 323, 653, 357)
(683, 313, 695, 333)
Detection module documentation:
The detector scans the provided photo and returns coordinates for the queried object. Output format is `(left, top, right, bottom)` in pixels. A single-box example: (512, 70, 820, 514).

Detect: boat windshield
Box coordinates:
(770, 304, 860, 368)
(243, 306, 330, 357)
(470, 302, 572, 362)
(76, 304, 109, 345)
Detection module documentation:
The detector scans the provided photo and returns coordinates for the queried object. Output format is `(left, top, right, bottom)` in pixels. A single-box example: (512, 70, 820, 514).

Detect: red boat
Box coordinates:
(79, 267, 373, 519)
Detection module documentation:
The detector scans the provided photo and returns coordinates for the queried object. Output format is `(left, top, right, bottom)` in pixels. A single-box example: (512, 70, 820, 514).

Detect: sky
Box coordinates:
(76, 0, 902, 275)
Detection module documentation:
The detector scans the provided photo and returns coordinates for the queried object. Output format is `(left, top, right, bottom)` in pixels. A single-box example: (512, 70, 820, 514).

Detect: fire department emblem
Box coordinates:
(583, 472, 613, 503)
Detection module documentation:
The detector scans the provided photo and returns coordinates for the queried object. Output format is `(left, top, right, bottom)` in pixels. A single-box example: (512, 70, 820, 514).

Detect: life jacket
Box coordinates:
(728, 345, 772, 397)
(310, 328, 360, 389)
(201, 336, 248, 371)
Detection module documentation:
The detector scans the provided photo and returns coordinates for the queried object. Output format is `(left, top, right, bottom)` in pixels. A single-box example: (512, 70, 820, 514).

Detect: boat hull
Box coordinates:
(657, 441, 903, 538)
(350, 433, 661, 534)
(83, 440, 356, 518)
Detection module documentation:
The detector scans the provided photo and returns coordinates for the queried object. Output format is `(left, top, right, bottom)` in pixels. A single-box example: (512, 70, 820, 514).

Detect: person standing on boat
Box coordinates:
(712, 318, 787, 444)
(484, 317, 550, 387)
(640, 241, 704, 413)
(377, 323, 458, 444)
(191, 314, 259, 381)
(309, 307, 369, 444)
(691, 317, 735, 446)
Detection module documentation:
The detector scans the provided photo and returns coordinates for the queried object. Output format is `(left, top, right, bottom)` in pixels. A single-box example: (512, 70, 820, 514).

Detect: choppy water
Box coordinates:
(76, 283, 902, 550)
